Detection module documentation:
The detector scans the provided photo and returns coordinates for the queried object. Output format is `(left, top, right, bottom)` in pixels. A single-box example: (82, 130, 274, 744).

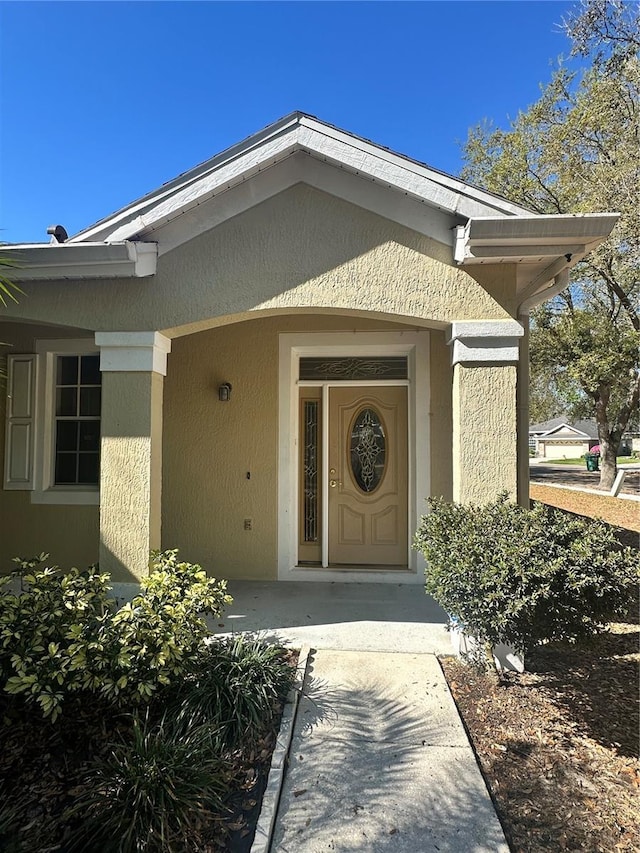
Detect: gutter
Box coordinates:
(453, 213, 619, 313)
(1, 241, 157, 281)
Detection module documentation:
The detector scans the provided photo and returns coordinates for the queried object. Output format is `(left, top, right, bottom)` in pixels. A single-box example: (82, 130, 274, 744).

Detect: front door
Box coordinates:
(328, 386, 408, 566)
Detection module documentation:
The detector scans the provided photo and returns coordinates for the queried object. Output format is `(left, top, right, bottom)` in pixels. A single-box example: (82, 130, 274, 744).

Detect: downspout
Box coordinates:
(516, 268, 570, 507)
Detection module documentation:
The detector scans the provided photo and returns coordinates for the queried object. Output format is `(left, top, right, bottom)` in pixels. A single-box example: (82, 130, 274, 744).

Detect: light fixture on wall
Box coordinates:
(218, 382, 232, 402)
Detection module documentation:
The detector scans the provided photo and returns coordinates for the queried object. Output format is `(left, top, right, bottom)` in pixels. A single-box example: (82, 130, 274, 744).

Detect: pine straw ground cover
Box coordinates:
(441, 497, 639, 853)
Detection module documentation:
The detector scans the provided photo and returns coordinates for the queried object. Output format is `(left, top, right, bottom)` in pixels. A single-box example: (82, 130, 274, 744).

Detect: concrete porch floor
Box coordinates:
(208, 581, 451, 655)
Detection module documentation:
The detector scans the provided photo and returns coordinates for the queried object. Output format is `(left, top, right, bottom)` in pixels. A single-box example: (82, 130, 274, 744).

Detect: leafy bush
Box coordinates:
(414, 495, 639, 663)
(167, 636, 295, 747)
(0, 558, 114, 719)
(0, 550, 232, 719)
(67, 712, 231, 853)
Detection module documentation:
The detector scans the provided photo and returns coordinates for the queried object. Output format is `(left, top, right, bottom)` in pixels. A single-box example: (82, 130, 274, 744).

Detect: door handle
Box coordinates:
(329, 479, 342, 488)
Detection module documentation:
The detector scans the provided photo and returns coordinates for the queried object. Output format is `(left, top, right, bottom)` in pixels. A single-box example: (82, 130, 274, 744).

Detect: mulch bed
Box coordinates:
(441, 503, 640, 853)
(0, 697, 284, 853)
(442, 625, 640, 853)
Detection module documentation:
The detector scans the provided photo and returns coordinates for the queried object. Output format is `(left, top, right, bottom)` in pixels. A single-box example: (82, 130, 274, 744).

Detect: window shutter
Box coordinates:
(4, 354, 37, 490)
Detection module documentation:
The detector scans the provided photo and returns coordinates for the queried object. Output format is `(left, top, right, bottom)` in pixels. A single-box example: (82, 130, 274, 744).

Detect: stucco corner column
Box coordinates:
(446, 321, 524, 505)
(95, 332, 171, 581)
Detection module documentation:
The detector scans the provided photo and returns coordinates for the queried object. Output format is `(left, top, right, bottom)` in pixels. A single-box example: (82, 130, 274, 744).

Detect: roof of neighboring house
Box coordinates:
(529, 417, 568, 434)
(529, 418, 599, 439)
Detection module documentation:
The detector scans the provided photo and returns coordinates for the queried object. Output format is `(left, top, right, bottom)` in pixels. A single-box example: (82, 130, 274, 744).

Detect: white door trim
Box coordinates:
(278, 331, 429, 583)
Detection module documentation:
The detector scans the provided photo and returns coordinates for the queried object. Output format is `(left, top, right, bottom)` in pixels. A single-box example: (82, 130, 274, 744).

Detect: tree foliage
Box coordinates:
(462, 1, 639, 488)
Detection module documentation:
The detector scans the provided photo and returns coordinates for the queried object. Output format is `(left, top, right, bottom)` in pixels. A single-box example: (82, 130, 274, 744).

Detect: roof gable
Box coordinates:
(4, 113, 618, 295)
(69, 112, 534, 247)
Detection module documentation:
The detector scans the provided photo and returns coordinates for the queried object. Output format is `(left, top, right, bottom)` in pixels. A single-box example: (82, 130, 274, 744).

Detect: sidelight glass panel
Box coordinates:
(303, 401, 319, 542)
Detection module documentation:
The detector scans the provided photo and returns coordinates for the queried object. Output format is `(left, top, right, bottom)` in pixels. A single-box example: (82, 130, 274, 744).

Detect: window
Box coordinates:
(4, 339, 101, 504)
(53, 355, 101, 485)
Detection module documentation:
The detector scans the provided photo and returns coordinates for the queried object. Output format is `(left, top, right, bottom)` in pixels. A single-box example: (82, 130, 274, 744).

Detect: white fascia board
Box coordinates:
(2, 242, 157, 280)
(72, 116, 537, 247)
(150, 152, 457, 255)
(297, 115, 534, 217)
(105, 138, 300, 242)
(69, 113, 304, 244)
(458, 214, 618, 254)
(107, 125, 515, 245)
(543, 424, 589, 438)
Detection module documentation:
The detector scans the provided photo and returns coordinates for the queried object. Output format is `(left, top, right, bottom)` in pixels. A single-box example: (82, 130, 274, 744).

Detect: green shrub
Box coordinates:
(0, 550, 232, 719)
(100, 550, 233, 704)
(66, 711, 231, 853)
(414, 495, 639, 662)
(167, 636, 295, 747)
(0, 558, 114, 719)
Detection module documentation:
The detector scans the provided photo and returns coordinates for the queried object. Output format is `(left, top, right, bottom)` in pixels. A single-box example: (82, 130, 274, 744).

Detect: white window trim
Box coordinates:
(32, 339, 100, 505)
(278, 331, 430, 584)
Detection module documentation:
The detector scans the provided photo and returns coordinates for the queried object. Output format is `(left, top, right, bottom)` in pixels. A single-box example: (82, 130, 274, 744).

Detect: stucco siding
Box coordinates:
(162, 314, 430, 580)
(452, 364, 518, 503)
(1, 186, 518, 335)
(428, 331, 453, 501)
(0, 323, 98, 573)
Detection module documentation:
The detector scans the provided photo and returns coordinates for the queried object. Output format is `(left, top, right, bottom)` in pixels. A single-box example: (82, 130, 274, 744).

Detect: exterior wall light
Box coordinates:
(218, 382, 232, 402)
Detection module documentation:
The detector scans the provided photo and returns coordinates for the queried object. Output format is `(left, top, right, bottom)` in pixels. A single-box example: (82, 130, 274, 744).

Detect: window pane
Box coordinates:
(80, 387, 101, 416)
(57, 356, 79, 385)
(79, 421, 100, 452)
(350, 407, 386, 492)
(56, 387, 77, 417)
(303, 400, 319, 542)
(80, 355, 101, 386)
(300, 356, 408, 381)
(56, 421, 79, 452)
(55, 453, 77, 484)
(78, 453, 99, 485)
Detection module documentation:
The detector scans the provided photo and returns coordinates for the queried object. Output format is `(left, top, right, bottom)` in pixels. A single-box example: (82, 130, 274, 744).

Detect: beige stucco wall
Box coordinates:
(428, 331, 453, 502)
(0, 323, 99, 573)
(2, 186, 519, 335)
(99, 371, 164, 581)
(452, 364, 518, 503)
(1, 185, 525, 581)
(162, 314, 446, 581)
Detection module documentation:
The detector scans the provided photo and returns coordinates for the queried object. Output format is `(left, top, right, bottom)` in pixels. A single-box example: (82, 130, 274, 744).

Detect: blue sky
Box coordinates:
(1, 1, 580, 244)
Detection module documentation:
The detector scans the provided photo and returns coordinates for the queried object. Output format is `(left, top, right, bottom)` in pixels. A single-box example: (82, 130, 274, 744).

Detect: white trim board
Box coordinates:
(277, 331, 429, 584)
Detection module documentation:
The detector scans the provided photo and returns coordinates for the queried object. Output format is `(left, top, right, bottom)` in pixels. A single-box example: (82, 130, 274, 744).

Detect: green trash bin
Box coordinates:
(585, 453, 599, 472)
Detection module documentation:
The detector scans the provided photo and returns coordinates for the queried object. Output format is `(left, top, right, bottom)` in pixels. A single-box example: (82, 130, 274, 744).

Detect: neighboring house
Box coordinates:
(0, 113, 617, 591)
(529, 418, 638, 458)
(529, 417, 600, 459)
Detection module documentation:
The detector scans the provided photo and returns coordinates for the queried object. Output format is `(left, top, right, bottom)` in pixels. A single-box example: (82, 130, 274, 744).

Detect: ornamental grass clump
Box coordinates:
(167, 635, 295, 748)
(414, 495, 639, 666)
(66, 711, 232, 853)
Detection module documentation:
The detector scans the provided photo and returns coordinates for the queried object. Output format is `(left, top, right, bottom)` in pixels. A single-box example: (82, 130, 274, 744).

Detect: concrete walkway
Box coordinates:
(271, 649, 509, 852)
(210, 580, 452, 654)
(211, 582, 509, 852)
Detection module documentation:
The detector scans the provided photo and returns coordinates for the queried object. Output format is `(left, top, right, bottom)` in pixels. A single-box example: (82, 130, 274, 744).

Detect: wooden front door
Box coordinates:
(328, 386, 408, 566)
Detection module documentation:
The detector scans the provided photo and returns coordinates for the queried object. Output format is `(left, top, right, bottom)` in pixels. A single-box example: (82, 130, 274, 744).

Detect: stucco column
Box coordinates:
(95, 332, 171, 581)
(446, 321, 524, 505)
